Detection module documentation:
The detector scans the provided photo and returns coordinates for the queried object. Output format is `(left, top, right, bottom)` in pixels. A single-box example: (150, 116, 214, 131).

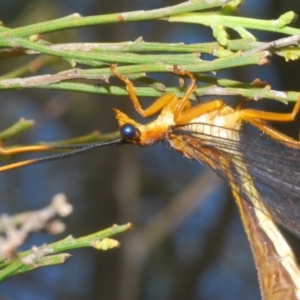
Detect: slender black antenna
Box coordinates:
(0, 138, 126, 172)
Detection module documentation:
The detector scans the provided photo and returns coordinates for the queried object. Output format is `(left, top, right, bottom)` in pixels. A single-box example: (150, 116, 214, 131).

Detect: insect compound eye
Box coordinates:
(120, 123, 140, 141)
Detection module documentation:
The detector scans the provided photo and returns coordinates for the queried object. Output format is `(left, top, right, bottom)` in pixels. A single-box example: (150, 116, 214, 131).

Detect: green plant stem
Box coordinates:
(0, 0, 226, 38)
(45, 131, 121, 145)
(0, 254, 71, 281)
(0, 119, 35, 141)
(169, 12, 300, 35)
(0, 55, 61, 80)
(40, 81, 297, 102)
(0, 223, 131, 281)
(0, 51, 268, 89)
(47, 223, 131, 252)
(0, 131, 121, 159)
(0, 39, 269, 61)
(0, 38, 201, 65)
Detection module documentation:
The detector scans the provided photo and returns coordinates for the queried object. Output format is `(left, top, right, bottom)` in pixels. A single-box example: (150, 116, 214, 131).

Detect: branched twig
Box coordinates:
(243, 33, 300, 55)
(0, 193, 72, 259)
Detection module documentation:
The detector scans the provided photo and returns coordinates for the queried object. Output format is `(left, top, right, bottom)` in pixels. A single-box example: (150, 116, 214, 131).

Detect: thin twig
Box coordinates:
(0, 193, 72, 259)
(243, 34, 300, 55)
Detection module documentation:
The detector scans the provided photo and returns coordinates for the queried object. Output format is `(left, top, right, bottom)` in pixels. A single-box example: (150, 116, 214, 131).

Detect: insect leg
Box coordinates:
(240, 97, 300, 145)
(175, 99, 225, 124)
(245, 118, 300, 147)
(240, 97, 300, 122)
(110, 65, 177, 118)
(172, 66, 197, 121)
(171, 67, 225, 124)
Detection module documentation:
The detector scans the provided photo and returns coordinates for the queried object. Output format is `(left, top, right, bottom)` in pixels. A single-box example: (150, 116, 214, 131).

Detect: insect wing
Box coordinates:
(171, 123, 300, 238)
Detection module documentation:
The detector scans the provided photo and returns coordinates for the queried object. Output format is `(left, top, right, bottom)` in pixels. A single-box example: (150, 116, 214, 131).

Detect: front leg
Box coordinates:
(110, 65, 177, 118)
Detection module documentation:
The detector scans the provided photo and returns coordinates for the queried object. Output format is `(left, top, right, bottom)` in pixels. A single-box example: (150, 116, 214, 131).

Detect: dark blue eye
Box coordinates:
(120, 123, 140, 140)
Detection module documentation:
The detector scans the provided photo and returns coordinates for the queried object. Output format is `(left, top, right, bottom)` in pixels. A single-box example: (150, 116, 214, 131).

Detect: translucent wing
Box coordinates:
(171, 123, 300, 238)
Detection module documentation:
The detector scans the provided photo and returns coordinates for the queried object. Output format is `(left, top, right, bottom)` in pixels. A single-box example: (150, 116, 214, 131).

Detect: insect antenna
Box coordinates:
(0, 138, 126, 172)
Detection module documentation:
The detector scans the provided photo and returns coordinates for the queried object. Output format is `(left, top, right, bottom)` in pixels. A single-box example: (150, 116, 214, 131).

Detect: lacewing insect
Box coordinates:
(1, 66, 300, 299)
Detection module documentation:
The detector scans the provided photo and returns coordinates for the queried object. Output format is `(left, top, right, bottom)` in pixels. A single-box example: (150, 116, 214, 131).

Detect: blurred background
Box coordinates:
(0, 1, 300, 299)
